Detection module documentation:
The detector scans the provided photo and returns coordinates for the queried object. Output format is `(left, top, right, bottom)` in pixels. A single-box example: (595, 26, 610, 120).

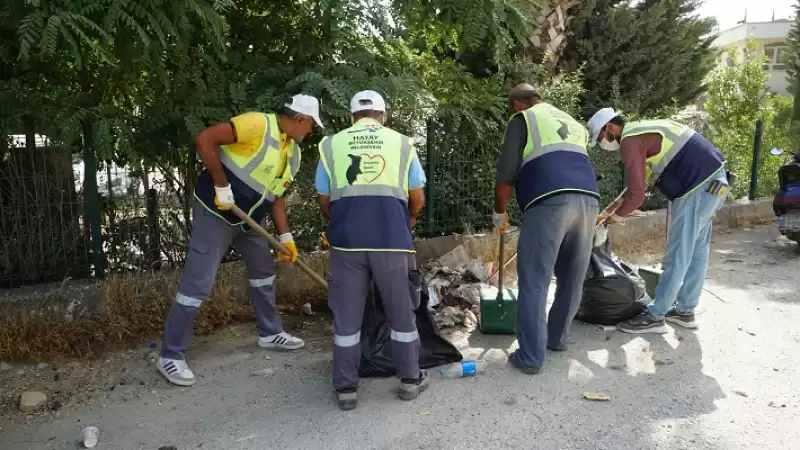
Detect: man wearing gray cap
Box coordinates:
(587, 107, 727, 334)
(494, 83, 600, 374)
(316, 90, 428, 410)
(158, 94, 324, 387)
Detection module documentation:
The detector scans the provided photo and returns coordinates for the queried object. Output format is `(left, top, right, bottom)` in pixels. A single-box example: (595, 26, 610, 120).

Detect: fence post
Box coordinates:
(81, 120, 105, 278)
(425, 118, 436, 235)
(146, 188, 161, 270)
(749, 119, 763, 201)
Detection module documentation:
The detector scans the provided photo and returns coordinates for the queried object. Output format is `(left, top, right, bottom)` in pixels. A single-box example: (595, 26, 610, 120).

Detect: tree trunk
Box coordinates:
(521, 0, 583, 72)
(78, 66, 105, 278)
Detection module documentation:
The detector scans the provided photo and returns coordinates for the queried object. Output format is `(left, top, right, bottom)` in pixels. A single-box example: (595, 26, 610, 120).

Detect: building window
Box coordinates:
(763, 43, 790, 71)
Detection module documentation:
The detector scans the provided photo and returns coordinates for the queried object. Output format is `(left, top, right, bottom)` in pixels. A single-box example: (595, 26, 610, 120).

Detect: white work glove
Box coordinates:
(278, 233, 298, 263)
(213, 184, 235, 211)
(492, 211, 509, 234)
(593, 225, 608, 247)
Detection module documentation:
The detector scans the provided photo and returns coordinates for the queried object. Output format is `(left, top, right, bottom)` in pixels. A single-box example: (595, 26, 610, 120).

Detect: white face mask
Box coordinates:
(599, 138, 620, 152)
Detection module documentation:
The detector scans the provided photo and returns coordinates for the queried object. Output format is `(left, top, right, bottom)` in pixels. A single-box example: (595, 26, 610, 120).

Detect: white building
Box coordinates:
(712, 19, 794, 96)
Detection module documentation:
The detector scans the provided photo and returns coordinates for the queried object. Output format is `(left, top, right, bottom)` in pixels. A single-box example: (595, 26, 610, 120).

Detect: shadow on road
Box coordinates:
(460, 318, 726, 449)
(706, 226, 800, 306)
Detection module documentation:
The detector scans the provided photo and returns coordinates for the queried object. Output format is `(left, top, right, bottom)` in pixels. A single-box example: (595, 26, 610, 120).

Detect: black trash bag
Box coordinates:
(359, 281, 463, 378)
(577, 236, 650, 326)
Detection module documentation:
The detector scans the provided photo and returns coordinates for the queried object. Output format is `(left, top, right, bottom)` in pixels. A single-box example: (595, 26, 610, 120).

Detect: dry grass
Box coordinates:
(611, 218, 774, 264)
(0, 263, 255, 362)
(613, 231, 667, 263)
(0, 217, 772, 363)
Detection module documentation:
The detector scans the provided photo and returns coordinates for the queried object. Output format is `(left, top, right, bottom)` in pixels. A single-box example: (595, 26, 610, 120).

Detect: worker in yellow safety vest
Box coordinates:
(316, 90, 427, 410)
(588, 107, 728, 334)
(494, 83, 600, 374)
(158, 94, 323, 387)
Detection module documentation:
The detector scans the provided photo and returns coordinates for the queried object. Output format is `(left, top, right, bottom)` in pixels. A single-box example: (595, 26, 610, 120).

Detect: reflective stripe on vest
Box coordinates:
(218, 113, 301, 202)
(621, 119, 696, 184)
(519, 102, 590, 169)
(320, 134, 412, 201)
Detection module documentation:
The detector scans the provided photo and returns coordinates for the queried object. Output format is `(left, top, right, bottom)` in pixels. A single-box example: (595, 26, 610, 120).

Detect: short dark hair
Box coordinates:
(352, 110, 384, 121)
(608, 115, 625, 126)
(277, 105, 300, 118)
(509, 83, 541, 103)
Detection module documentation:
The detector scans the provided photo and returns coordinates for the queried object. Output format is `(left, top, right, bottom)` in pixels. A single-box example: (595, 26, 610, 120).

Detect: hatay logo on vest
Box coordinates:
(346, 153, 386, 185)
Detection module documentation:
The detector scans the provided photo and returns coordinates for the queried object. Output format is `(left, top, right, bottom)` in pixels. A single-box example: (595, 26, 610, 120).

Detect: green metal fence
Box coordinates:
(0, 120, 719, 291)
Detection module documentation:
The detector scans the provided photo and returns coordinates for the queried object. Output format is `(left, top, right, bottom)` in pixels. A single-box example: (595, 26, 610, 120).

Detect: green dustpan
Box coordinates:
(479, 232, 518, 334)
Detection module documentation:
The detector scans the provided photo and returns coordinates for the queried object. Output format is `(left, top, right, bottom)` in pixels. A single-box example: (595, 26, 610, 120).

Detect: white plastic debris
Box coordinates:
(436, 245, 471, 269)
(463, 259, 489, 281)
(593, 226, 608, 247)
(449, 284, 484, 306)
(427, 287, 441, 308)
(82, 426, 99, 448)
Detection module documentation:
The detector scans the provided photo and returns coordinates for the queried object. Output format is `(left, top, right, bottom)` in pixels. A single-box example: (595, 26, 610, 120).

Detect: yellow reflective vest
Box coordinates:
(194, 113, 301, 226)
(513, 102, 599, 210)
(319, 118, 416, 251)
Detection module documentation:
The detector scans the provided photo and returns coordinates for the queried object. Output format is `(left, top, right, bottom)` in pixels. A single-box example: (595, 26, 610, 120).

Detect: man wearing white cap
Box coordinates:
(316, 90, 428, 410)
(587, 108, 728, 334)
(158, 94, 323, 386)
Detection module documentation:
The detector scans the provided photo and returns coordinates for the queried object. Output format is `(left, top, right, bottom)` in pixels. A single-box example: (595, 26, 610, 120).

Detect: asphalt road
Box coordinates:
(2, 225, 799, 450)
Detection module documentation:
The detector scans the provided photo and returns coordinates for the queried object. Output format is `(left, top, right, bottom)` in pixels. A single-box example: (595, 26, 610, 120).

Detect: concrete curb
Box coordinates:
(1, 198, 776, 321)
(276, 198, 775, 303)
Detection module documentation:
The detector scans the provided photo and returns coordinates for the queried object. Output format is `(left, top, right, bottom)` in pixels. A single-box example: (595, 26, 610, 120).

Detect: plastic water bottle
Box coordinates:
(439, 360, 488, 378)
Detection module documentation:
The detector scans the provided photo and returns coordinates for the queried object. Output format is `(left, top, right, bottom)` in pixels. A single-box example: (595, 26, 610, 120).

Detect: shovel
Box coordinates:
(229, 205, 328, 289)
(484, 191, 629, 286)
(479, 231, 519, 334)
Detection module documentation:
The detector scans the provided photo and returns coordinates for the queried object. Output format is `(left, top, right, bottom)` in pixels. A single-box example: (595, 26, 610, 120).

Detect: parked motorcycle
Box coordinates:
(771, 148, 800, 243)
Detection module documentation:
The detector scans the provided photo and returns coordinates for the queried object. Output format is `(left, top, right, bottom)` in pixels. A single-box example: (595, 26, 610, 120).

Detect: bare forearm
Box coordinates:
(196, 142, 227, 187)
(318, 195, 331, 218)
(408, 188, 425, 218)
(195, 123, 236, 188)
(270, 196, 291, 235)
(494, 182, 514, 213)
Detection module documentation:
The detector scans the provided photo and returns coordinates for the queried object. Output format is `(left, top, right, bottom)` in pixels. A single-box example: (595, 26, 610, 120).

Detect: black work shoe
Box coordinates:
(547, 343, 567, 352)
(508, 352, 541, 374)
(665, 307, 698, 329)
(398, 370, 430, 401)
(337, 387, 357, 410)
(617, 312, 669, 334)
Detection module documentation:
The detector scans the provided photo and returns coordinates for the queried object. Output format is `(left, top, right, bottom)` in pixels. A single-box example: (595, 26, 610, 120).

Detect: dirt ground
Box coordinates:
(1, 224, 799, 449)
(0, 316, 334, 426)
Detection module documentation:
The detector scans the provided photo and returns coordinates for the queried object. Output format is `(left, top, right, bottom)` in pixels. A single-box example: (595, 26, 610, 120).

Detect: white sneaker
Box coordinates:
(258, 332, 305, 350)
(157, 357, 196, 386)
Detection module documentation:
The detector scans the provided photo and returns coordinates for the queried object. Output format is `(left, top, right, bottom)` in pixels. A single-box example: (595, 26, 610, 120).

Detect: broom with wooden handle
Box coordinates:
(229, 205, 329, 289)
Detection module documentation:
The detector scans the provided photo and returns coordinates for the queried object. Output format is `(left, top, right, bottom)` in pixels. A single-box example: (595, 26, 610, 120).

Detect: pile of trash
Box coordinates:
(420, 244, 512, 329)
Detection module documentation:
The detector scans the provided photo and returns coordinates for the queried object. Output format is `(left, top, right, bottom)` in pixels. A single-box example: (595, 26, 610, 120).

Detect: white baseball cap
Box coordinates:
(587, 107, 621, 145)
(350, 90, 386, 113)
(285, 94, 324, 128)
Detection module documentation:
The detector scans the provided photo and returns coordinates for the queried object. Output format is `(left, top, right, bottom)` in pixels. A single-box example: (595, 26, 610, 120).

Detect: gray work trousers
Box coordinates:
(160, 200, 283, 361)
(328, 250, 420, 390)
(513, 193, 598, 367)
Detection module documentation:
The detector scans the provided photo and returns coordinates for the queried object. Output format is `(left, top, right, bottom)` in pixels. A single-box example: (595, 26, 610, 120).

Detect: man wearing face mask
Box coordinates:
(494, 84, 600, 374)
(158, 94, 323, 387)
(316, 90, 427, 410)
(587, 107, 727, 334)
